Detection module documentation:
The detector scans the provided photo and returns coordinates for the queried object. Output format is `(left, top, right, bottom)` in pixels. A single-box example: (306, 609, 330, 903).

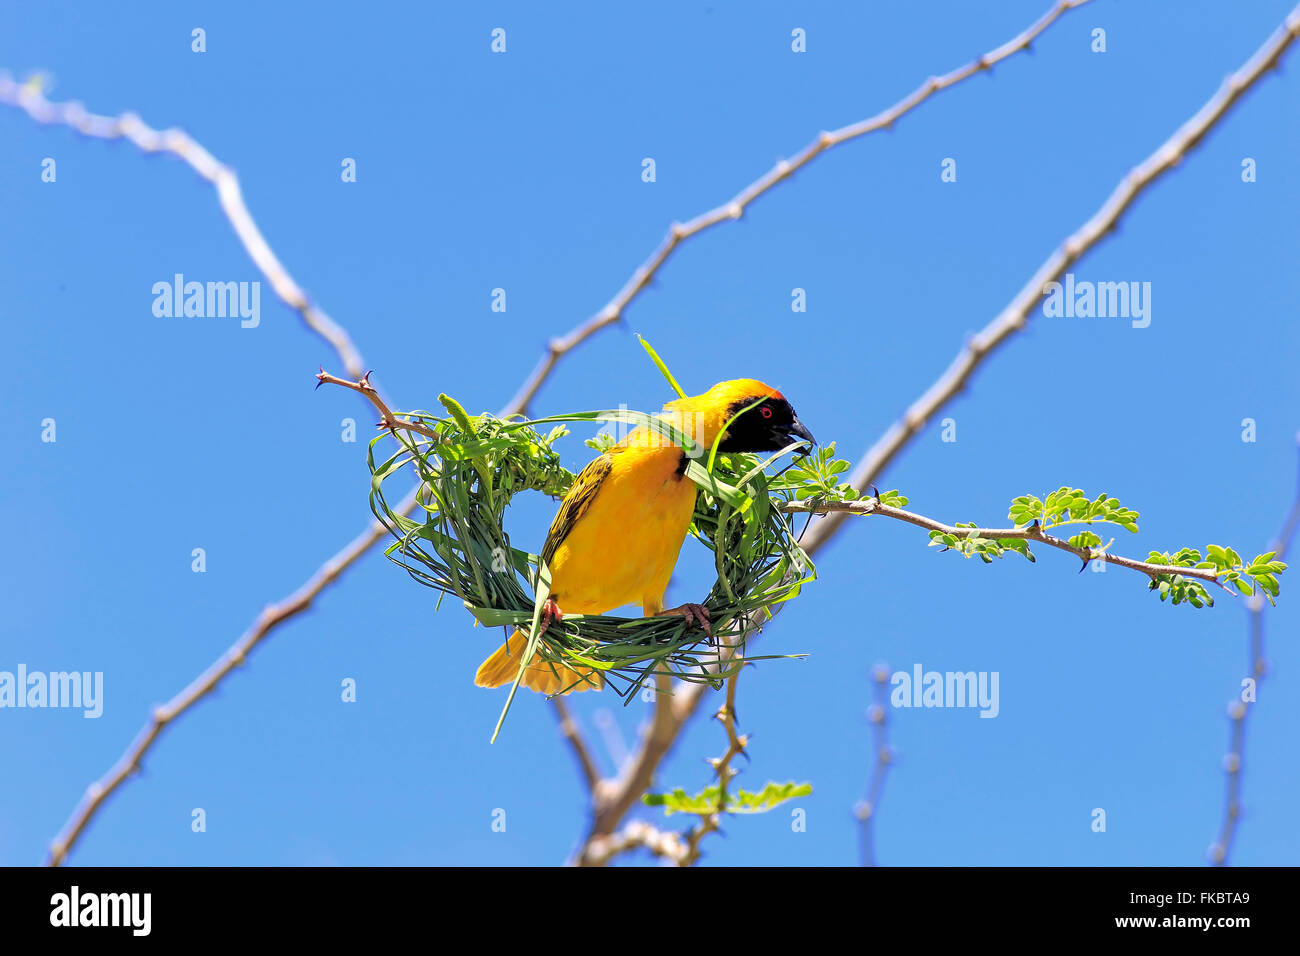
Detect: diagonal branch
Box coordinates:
(0, 73, 367, 380)
(802, 5, 1300, 555)
(782, 498, 1241, 591)
(43, 354, 559, 865)
(45, 510, 396, 866)
(553, 698, 602, 795)
(24, 0, 1297, 868)
(1209, 434, 1300, 866)
(45, 371, 508, 866)
(11, 2, 1095, 862)
(4, 64, 617, 862)
(573, 4, 1300, 865)
(504, 0, 1094, 415)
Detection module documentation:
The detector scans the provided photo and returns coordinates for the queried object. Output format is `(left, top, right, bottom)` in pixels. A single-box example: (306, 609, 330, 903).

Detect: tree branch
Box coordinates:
(552, 698, 601, 795)
(578, 820, 688, 867)
(20, 0, 1296, 868)
(320, 365, 664, 823)
(1210, 434, 1300, 866)
(315, 370, 443, 441)
(781, 498, 1237, 590)
(16, 0, 1096, 865)
(45, 509, 399, 867)
(571, 4, 1300, 865)
(15, 104, 599, 864)
(0, 73, 367, 379)
(799, 3, 1300, 555)
(855, 665, 894, 867)
(678, 650, 748, 866)
(503, 0, 1095, 415)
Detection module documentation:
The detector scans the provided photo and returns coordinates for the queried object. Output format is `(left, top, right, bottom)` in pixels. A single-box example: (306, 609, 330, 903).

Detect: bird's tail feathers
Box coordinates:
(474, 630, 603, 695)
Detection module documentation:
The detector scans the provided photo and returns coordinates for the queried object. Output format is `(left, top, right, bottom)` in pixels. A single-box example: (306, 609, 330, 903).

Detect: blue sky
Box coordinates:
(2, 0, 1298, 866)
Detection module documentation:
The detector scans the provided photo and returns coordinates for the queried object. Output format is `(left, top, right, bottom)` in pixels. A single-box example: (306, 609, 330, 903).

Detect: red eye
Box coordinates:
(760, 406, 773, 419)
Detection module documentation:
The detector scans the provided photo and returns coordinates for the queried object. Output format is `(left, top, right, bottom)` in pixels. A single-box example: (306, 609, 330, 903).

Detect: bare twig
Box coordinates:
(553, 698, 602, 795)
(854, 665, 894, 867)
(1209, 435, 1300, 866)
(43, 358, 530, 865)
(318, 366, 607, 788)
(577, 668, 715, 865)
(45, 508, 401, 866)
(16, 0, 1092, 866)
(315, 370, 442, 441)
(799, 3, 1300, 555)
(679, 659, 748, 866)
(571, 5, 1300, 865)
(782, 498, 1238, 591)
(10, 72, 609, 862)
(579, 820, 688, 867)
(0, 73, 367, 379)
(23, 0, 1297, 868)
(503, 0, 1094, 415)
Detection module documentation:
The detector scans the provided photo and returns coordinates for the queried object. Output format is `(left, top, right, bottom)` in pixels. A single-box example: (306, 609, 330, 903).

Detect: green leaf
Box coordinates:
(637, 334, 688, 399)
(643, 780, 813, 816)
(437, 393, 478, 437)
(1068, 531, 1102, 550)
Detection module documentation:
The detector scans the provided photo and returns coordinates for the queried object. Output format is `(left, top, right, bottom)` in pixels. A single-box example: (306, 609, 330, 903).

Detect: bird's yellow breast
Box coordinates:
(547, 441, 697, 616)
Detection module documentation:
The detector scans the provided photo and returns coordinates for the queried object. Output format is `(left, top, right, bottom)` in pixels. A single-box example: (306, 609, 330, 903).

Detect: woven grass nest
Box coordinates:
(368, 383, 817, 731)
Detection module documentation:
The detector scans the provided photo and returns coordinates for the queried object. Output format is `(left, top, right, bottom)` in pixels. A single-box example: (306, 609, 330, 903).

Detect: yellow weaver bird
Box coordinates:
(475, 379, 814, 695)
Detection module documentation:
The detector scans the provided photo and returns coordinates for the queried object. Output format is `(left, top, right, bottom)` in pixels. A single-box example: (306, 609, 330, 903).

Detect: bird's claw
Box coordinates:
(539, 597, 563, 632)
(662, 603, 713, 640)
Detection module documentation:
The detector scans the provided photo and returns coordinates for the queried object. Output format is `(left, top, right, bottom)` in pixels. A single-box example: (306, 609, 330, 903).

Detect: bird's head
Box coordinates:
(667, 378, 815, 455)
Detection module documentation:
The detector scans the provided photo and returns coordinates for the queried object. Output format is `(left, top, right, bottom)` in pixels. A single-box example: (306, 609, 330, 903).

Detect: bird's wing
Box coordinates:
(540, 452, 614, 568)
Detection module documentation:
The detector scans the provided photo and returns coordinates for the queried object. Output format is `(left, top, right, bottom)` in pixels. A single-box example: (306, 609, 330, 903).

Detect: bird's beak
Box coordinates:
(783, 416, 816, 448)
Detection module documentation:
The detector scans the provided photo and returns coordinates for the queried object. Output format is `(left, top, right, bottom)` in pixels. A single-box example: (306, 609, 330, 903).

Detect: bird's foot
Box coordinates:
(661, 603, 713, 639)
(539, 597, 563, 632)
